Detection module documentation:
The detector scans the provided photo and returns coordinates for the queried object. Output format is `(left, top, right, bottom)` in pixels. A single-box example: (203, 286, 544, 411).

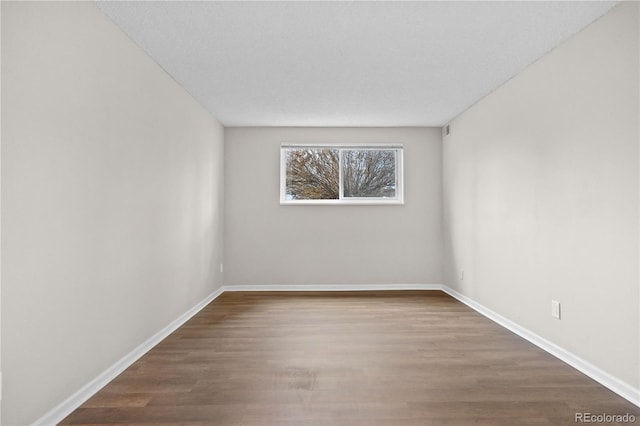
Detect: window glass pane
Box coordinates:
(342, 149, 397, 198)
(285, 148, 339, 200)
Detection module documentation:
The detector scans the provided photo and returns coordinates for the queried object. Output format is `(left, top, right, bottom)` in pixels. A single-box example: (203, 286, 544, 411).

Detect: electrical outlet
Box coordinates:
(551, 300, 561, 319)
(460, 270, 464, 281)
(220, 263, 224, 273)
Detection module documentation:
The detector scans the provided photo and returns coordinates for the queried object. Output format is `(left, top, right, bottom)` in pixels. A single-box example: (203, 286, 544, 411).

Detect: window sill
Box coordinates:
(280, 199, 404, 206)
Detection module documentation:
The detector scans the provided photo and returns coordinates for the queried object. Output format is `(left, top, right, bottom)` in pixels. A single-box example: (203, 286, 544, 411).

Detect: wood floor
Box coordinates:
(61, 291, 639, 425)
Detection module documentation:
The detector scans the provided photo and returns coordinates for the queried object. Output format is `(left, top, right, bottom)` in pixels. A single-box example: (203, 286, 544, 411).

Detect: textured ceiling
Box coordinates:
(96, 1, 617, 127)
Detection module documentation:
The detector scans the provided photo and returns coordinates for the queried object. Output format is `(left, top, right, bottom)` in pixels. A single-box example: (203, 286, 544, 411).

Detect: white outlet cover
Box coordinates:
(551, 300, 561, 319)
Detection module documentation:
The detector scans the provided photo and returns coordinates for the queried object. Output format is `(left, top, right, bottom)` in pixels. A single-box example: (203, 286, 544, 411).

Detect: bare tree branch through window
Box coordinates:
(285, 148, 339, 200)
(282, 146, 402, 204)
(343, 150, 396, 198)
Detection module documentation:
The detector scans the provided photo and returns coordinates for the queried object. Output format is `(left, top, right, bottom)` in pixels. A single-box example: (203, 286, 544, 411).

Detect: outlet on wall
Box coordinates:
(220, 263, 224, 273)
(460, 270, 464, 281)
(551, 300, 561, 319)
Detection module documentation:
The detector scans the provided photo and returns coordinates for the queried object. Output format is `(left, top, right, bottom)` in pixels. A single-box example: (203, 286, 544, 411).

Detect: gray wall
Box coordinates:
(443, 2, 638, 390)
(224, 127, 442, 286)
(1, 2, 224, 424)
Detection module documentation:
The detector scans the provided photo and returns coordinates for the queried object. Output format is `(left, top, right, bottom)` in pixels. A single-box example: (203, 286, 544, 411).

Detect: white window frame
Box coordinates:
(280, 144, 404, 205)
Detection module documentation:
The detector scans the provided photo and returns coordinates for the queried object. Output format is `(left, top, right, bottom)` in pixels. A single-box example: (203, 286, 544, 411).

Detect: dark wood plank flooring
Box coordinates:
(60, 291, 640, 425)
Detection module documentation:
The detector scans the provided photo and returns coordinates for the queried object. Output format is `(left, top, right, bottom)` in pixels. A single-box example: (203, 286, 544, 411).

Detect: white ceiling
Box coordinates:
(96, 1, 617, 127)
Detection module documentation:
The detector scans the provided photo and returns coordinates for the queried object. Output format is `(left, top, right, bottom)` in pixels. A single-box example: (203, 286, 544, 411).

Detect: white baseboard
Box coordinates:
(442, 286, 640, 408)
(32, 283, 638, 425)
(32, 286, 225, 426)
(222, 283, 444, 292)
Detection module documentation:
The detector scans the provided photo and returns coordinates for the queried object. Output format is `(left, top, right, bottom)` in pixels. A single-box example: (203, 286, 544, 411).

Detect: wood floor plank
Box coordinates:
(60, 291, 639, 425)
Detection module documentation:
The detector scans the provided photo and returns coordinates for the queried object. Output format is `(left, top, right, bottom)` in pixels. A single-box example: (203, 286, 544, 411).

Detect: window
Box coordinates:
(280, 145, 403, 205)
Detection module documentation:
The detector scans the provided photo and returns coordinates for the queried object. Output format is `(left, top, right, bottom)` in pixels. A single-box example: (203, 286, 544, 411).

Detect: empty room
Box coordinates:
(1, 1, 639, 425)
